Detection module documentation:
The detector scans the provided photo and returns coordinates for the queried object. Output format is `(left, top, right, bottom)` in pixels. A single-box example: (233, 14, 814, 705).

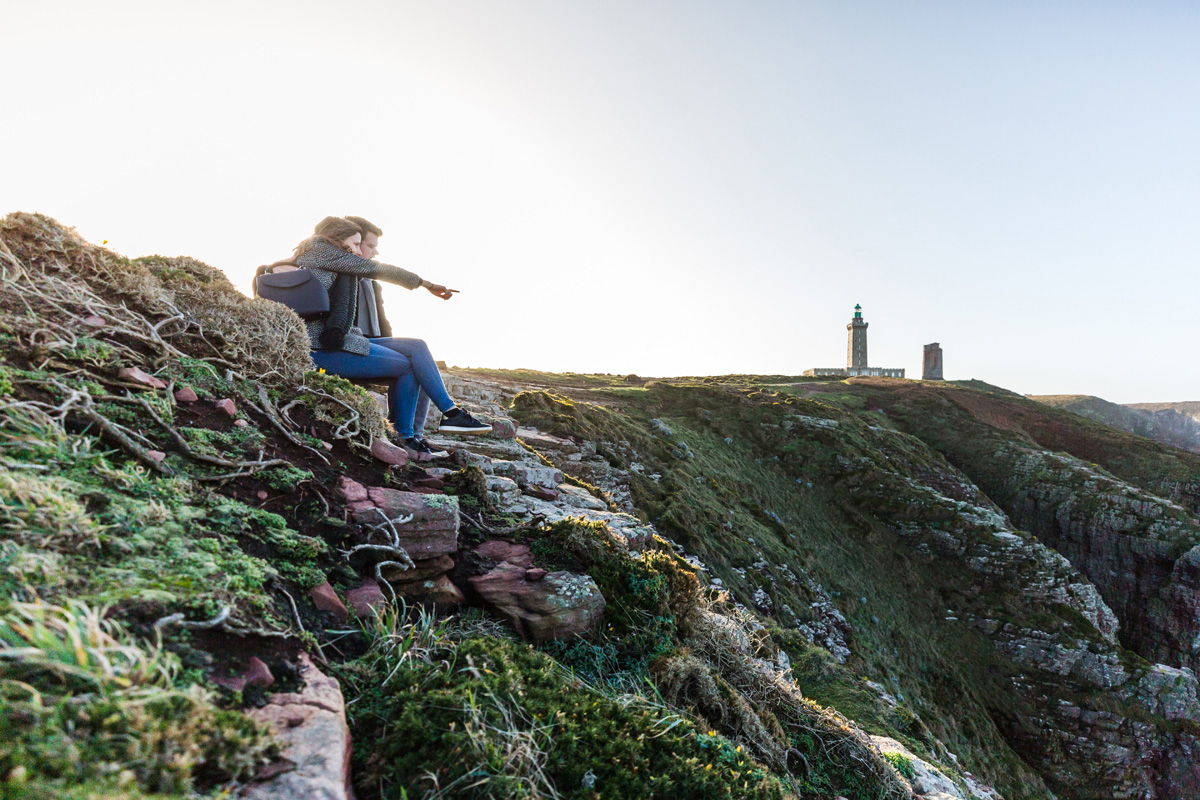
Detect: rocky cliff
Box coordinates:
(1034, 394, 1200, 455)
(1, 215, 1198, 800)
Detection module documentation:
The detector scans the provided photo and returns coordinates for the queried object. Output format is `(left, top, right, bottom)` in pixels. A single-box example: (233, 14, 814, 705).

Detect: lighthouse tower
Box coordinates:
(847, 304, 868, 371)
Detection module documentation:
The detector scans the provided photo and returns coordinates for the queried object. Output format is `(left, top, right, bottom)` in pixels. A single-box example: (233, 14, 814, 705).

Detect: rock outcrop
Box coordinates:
(469, 562, 606, 643)
(243, 654, 352, 800)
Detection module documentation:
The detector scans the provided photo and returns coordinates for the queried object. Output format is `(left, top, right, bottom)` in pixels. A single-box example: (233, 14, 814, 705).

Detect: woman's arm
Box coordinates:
(300, 239, 423, 290)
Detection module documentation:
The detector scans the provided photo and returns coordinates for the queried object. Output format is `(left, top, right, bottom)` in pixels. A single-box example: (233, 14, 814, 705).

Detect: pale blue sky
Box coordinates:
(3, 1, 1198, 402)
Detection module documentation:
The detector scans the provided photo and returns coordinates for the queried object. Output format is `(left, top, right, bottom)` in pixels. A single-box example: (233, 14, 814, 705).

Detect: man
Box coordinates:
(343, 216, 471, 456)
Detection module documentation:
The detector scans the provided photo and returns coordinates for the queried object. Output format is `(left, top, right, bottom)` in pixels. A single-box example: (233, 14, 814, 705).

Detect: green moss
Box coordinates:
(0, 600, 274, 796)
(344, 633, 786, 799)
(881, 752, 915, 780)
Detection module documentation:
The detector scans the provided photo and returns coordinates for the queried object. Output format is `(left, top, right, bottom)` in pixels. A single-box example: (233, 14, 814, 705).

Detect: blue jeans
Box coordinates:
(309, 344, 421, 436)
(369, 338, 455, 437)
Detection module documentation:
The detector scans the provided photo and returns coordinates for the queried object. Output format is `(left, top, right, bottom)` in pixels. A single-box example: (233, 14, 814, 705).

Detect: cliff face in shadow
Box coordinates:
(1034, 395, 1200, 455)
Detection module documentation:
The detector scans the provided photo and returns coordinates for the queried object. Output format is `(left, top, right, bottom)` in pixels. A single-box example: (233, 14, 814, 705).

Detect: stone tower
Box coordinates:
(923, 343, 944, 380)
(846, 304, 868, 370)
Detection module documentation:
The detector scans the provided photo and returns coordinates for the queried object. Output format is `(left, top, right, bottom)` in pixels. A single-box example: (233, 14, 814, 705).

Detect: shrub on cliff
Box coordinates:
(0, 213, 311, 385)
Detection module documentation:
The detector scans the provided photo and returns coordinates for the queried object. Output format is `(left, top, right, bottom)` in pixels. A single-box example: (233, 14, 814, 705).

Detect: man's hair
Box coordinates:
(345, 216, 382, 237)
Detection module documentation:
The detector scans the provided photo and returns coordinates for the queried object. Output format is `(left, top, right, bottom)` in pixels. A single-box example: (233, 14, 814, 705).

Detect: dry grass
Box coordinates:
(0, 212, 311, 385)
(0, 471, 103, 552)
(656, 590, 911, 799)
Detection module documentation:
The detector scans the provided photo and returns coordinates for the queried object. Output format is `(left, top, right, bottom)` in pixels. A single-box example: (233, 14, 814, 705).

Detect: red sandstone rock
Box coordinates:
(523, 486, 560, 502)
(336, 476, 369, 503)
(174, 386, 199, 403)
(245, 653, 351, 800)
(413, 477, 445, 489)
(212, 656, 274, 693)
(245, 656, 275, 688)
(474, 539, 533, 568)
(118, 366, 167, 389)
(215, 398, 238, 417)
(308, 581, 349, 622)
(369, 438, 408, 466)
(392, 574, 465, 608)
(380, 554, 454, 583)
(145, 450, 166, 464)
(351, 488, 459, 560)
(256, 489, 269, 500)
(321, 441, 333, 451)
(525, 568, 547, 582)
(81, 315, 107, 327)
(346, 578, 388, 618)
(410, 486, 443, 495)
(469, 563, 605, 643)
(488, 419, 518, 439)
(234, 419, 249, 428)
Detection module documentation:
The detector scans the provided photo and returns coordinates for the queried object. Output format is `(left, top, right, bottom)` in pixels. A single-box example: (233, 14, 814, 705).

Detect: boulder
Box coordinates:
(870, 736, 967, 799)
(413, 477, 445, 489)
(345, 578, 387, 618)
(392, 574, 466, 608)
(488, 418, 518, 439)
(523, 486, 559, 502)
(244, 653, 351, 800)
(486, 475, 521, 505)
(308, 582, 349, 623)
(335, 476, 369, 503)
(351, 489, 459, 560)
(369, 438, 408, 466)
(118, 366, 167, 389)
(212, 656, 275, 693)
(474, 540, 533, 568)
(469, 563, 605, 643)
(557, 484, 607, 511)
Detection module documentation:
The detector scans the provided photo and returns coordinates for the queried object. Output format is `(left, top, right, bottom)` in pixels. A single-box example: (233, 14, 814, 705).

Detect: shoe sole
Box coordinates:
(438, 425, 492, 434)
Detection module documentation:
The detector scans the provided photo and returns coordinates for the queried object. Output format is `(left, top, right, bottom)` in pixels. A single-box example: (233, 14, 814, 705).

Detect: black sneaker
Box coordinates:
(438, 408, 492, 434)
(403, 437, 450, 460)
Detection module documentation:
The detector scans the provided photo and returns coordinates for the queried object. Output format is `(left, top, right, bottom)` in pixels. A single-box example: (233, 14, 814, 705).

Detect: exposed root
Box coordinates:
(248, 385, 330, 464)
(154, 605, 232, 631)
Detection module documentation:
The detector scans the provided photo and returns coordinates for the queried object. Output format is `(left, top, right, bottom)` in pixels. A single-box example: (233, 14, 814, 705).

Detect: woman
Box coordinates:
(293, 217, 491, 453)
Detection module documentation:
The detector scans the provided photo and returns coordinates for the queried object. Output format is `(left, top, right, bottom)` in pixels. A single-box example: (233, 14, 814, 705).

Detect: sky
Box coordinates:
(3, 1, 1198, 403)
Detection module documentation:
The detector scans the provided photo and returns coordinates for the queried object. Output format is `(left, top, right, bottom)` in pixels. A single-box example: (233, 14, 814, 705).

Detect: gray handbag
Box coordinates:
(254, 268, 330, 319)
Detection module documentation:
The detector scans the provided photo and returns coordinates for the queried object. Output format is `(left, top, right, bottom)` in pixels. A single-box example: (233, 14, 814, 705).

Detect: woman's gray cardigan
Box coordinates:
(295, 239, 423, 355)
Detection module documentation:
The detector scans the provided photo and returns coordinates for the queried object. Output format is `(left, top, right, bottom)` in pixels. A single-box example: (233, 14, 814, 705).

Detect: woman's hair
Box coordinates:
(293, 216, 364, 259)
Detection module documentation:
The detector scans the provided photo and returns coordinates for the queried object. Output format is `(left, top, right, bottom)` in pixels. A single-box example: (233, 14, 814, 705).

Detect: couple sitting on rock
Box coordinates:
(268, 215, 491, 459)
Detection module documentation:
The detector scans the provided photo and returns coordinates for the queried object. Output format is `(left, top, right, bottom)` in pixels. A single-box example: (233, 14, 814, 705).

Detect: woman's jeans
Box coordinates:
(309, 339, 454, 439)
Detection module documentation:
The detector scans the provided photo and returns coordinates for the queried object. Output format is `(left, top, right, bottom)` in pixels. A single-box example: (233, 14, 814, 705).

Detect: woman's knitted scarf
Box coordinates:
(318, 271, 358, 350)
